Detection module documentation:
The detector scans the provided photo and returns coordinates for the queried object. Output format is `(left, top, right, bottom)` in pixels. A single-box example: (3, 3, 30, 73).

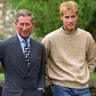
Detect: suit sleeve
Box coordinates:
(41, 38, 52, 86)
(0, 41, 3, 61)
(38, 45, 46, 90)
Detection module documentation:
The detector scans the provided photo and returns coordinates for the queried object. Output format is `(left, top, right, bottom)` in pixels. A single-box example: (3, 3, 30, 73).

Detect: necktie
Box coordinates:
(24, 40, 30, 65)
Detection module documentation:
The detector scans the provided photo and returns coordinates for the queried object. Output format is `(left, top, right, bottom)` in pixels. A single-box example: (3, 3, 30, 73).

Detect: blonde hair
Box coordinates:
(59, 1, 78, 16)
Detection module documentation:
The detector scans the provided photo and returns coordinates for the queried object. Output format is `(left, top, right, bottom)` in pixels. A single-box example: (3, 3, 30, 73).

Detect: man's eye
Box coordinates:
(26, 23, 30, 26)
(71, 15, 75, 18)
(65, 16, 69, 19)
(20, 23, 24, 26)
(19, 23, 30, 26)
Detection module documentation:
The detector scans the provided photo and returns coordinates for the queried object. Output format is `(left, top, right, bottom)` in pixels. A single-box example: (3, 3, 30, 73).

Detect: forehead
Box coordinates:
(18, 16, 31, 22)
(63, 10, 77, 16)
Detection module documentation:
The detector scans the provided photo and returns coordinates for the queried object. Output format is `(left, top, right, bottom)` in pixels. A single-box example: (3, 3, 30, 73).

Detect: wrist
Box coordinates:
(38, 88, 45, 93)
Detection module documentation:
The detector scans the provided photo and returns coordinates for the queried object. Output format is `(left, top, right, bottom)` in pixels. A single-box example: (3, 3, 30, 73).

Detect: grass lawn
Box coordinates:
(0, 72, 96, 80)
(0, 73, 4, 80)
(91, 72, 96, 79)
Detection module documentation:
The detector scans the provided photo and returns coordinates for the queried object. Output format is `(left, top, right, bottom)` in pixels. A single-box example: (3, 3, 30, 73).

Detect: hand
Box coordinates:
(38, 88, 44, 93)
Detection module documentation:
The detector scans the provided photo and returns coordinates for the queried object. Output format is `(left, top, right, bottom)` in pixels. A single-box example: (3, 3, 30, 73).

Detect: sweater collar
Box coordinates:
(62, 26, 78, 35)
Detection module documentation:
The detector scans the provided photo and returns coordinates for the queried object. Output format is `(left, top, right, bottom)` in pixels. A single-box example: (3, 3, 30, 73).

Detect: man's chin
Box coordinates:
(22, 35, 29, 39)
(68, 27, 75, 30)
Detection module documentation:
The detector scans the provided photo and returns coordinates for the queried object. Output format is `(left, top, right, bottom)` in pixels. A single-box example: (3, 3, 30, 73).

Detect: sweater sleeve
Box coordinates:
(86, 35, 96, 74)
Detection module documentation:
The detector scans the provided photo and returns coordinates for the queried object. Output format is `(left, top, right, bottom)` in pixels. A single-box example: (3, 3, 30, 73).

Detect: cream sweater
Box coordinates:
(42, 27, 96, 88)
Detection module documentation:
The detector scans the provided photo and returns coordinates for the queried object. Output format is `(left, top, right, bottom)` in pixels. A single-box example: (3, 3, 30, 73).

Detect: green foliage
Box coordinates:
(0, 73, 4, 80)
(7, 0, 96, 39)
(77, 0, 96, 30)
(91, 72, 96, 79)
(86, 10, 96, 33)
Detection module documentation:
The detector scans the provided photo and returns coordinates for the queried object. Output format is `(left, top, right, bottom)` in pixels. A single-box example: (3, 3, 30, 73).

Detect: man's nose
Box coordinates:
(69, 18, 72, 22)
(23, 24, 27, 29)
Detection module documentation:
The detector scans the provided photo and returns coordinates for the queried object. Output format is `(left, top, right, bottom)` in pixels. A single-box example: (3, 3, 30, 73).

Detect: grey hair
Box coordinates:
(15, 9, 35, 23)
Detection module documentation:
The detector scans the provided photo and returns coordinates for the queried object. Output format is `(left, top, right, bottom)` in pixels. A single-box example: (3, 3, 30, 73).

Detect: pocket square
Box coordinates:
(37, 56, 41, 59)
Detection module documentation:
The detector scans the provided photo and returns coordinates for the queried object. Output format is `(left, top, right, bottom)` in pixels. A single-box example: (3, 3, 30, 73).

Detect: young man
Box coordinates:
(0, 9, 45, 96)
(42, 1, 96, 96)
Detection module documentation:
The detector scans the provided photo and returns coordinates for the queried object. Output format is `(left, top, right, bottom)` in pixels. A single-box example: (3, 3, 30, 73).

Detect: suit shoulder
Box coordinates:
(0, 35, 18, 46)
(31, 38, 44, 48)
(2, 35, 16, 43)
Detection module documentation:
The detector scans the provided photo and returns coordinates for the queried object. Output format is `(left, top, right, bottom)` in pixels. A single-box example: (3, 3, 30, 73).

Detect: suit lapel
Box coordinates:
(10, 35, 28, 77)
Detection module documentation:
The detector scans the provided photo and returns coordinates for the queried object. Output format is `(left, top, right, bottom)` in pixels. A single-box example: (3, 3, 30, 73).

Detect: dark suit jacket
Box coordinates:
(0, 35, 46, 96)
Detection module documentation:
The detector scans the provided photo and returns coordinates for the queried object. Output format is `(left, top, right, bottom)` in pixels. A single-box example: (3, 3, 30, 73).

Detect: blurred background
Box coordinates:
(0, 0, 96, 95)
(0, 0, 96, 90)
(0, 0, 96, 41)
(1, 0, 96, 70)
(0, 0, 96, 78)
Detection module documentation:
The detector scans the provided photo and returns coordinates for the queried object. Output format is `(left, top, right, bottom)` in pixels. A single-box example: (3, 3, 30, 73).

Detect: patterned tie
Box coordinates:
(24, 40, 30, 66)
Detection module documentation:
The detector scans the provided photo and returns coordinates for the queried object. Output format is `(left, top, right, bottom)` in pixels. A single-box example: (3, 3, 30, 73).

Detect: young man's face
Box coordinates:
(61, 10, 78, 32)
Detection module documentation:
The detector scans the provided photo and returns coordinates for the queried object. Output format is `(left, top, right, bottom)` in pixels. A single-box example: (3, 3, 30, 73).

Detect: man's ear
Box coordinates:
(14, 21, 18, 29)
(60, 16, 63, 21)
(32, 22, 35, 29)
